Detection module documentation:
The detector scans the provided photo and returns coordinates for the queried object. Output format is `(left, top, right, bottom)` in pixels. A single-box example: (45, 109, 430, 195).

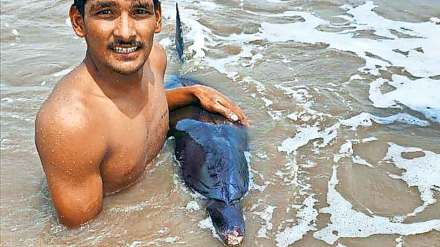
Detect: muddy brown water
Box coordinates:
(1, 0, 439, 246)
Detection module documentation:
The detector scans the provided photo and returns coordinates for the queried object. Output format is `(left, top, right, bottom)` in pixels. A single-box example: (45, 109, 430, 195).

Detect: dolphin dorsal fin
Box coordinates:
(175, 3, 184, 63)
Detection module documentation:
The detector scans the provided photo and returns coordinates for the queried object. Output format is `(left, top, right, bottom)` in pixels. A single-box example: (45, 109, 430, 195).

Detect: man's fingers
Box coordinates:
(235, 108, 249, 126)
(215, 103, 238, 122)
(233, 109, 249, 126)
(217, 100, 250, 127)
(240, 116, 250, 127)
(229, 112, 239, 122)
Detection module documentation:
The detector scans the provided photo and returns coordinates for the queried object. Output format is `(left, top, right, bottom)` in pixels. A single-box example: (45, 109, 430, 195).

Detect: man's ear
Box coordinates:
(154, 5, 162, 33)
(69, 5, 86, 37)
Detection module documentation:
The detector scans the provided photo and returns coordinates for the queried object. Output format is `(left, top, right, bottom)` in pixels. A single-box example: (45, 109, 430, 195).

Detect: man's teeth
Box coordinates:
(114, 47, 137, 54)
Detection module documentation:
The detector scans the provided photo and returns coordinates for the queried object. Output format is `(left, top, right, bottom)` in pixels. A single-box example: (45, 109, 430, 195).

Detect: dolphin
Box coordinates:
(165, 3, 250, 246)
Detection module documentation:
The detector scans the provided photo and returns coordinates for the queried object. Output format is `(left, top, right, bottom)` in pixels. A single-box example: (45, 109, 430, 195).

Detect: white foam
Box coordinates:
(264, 1, 440, 77)
(352, 155, 373, 167)
(198, 217, 222, 241)
(278, 127, 320, 154)
(431, 17, 440, 24)
(186, 18, 211, 62)
(143, 236, 183, 246)
(245, 151, 264, 193)
(165, 4, 213, 64)
(313, 166, 440, 245)
(179, 0, 440, 82)
(276, 85, 333, 124)
(369, 75, 440, 122)
(52, 67, 74, 78)
(163, 236, 178, 243)
(185, 200, 200, 212)
(128, 240, 143, 247)
(159, 37, 172, 49)
(262, 97, 273, 107)
(334, 140, 353, 163)
(198, 1, 219, 11)
(205, 45, 254, 80)
(275, 85, 310, 104)
(279, 123, 339, 155)
(349, 74, 365, 81)
(266, 0, 285, 3)
(264, 2, 440, 121)
(361, 137, 378, 143)
(196, 1, 440, 122)
(254, 205, 276, 238)
(340, 112, 429, 130)
(109, 201, 151, 213)
(334, 140, 373, 167)
(395, 236, 404, 247)
(384, 143, 440, 217)
(276, 195, 318, 247)
(241, 76, 277, 111)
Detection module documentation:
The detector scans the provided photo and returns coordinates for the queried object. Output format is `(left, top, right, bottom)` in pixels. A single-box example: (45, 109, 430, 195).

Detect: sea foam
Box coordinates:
(313, 166, 440, 245)
(384, 143, 440, 217)
(369, 75, 440, 122)
(175, 1, 440, 123)
(275, 195, 318, 247)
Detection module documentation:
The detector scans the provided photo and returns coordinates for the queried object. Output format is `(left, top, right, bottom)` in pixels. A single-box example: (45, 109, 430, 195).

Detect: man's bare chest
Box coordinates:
(99, 93, 169, 194)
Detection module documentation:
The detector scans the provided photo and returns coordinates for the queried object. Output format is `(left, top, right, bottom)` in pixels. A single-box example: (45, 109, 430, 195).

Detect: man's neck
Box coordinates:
(84, 53, 147, 100)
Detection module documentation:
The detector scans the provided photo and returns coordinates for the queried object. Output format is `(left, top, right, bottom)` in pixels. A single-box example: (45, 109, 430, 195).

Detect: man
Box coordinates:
(35, 0, 248, 227)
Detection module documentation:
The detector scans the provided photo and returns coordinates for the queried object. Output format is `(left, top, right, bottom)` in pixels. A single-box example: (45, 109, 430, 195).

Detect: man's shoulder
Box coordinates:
(36, 67, 93, 135)
(36, 97, 90, 139)
(148, 42, 167, 75)
(35, 87, 105, 162)
(151, 42, 166, 58)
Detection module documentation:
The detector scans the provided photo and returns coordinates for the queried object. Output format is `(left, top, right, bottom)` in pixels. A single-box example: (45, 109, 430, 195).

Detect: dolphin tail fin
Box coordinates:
(175, 3, 184, 63)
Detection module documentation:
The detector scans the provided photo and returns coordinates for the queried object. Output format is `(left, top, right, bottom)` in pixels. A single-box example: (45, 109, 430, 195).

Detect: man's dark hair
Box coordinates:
(73, 0, 161, 16)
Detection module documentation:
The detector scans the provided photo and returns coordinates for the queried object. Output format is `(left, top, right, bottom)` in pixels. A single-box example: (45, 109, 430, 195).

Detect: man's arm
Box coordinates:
(35, 103, 106, 227)
(151, 43, 249, 126)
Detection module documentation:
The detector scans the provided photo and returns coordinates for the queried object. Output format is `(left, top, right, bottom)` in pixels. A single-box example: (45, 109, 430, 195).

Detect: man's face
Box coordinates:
(73, 0, 161, 75)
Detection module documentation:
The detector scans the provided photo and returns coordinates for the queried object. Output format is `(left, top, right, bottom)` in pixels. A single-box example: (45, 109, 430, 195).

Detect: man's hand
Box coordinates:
(192, 85, 249, 126)
(166, 85, 249, 126)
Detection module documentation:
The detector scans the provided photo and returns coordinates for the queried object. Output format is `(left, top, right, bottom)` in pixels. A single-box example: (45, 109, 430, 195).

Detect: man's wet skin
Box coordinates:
(35, 0, 248, 228)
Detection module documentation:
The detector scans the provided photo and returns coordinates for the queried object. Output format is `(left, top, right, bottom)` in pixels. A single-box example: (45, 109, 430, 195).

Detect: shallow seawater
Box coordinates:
(1, 0, 440, 246)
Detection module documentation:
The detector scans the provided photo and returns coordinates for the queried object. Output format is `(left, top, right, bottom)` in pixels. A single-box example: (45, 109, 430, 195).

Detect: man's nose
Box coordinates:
(114, 12, 136, 41)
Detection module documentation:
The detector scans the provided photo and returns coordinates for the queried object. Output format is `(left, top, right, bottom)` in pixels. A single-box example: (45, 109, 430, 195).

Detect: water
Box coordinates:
(1, 0, 440, 246)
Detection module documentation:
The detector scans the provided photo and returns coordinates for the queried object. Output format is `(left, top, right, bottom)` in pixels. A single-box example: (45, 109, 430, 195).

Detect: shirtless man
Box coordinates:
(35, 0, 248, 227)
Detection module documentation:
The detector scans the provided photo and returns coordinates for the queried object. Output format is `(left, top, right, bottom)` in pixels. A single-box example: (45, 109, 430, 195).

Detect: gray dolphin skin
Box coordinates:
(166, 4, 250, 246)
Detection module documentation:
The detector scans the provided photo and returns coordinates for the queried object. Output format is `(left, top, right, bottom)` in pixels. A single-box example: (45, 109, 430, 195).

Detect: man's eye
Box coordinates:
(97, 9, 112, 15)
(133, 8, 150, 15)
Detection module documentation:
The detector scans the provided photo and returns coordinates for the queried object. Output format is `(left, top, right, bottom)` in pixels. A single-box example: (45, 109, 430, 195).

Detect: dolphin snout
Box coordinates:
(207, 201, 245, 246)
(223, 228, 244, 246)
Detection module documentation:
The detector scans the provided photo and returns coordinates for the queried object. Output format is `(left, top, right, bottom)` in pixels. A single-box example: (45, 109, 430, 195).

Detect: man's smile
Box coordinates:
(109, 41, 144, 56)
(112, 46, 139, 54)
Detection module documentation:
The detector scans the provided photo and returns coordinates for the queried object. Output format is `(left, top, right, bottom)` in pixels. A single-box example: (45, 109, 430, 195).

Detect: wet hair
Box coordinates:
(73, 0, 161, 16)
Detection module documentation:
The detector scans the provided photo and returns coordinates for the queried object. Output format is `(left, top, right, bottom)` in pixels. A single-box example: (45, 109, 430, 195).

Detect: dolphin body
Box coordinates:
(166, 4, 250, 246)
